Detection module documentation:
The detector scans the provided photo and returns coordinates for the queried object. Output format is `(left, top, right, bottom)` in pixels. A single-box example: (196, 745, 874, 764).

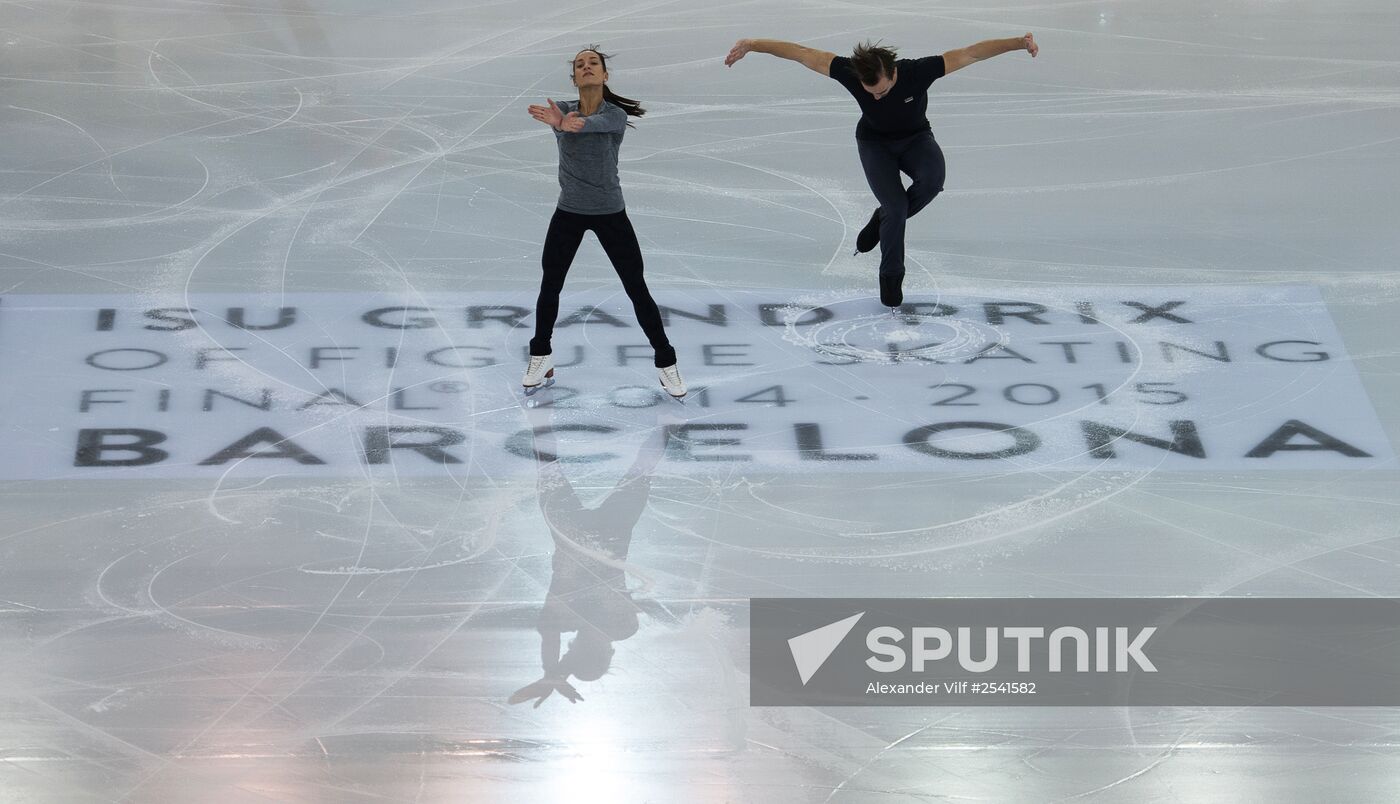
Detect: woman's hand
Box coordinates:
(552, 679, 584, 703)
(559, 110, 585, 132)
(528, 98, 565, 128)
(509, 676, 584, 708)
(529, 99, 586, 132)
(1022, 33, 1038, 57)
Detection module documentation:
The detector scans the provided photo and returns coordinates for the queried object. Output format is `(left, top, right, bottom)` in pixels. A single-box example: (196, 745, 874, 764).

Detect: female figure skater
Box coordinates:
(724, 35, 1038, 308)
(523, 47, 687, 398)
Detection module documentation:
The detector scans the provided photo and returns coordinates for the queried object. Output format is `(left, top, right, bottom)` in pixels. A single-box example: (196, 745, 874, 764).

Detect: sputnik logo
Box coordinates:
(788, 612, 865, 685)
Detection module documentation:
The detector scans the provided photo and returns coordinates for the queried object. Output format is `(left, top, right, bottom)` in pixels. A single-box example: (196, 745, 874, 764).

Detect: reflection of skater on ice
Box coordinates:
(509, 405, 672, 708)
(523, 46, 686, 399)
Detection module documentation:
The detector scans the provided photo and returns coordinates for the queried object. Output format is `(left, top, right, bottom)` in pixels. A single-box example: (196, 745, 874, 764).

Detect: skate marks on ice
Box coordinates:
(787, 298, 1007, 365)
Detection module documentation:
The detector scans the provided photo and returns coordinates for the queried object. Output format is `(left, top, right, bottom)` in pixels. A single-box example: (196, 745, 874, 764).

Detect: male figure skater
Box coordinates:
(725, 34, 1038, 307)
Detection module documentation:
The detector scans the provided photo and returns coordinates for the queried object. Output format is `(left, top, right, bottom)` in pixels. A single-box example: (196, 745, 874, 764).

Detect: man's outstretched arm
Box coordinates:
(943, 33, 1038, 75)
(725, 38, 836, 75)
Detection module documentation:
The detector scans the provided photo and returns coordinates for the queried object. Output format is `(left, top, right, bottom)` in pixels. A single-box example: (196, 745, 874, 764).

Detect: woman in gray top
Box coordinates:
(523, 47, 687, 399)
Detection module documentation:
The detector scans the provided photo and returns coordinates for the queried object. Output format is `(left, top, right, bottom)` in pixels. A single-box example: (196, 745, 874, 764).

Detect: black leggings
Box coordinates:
(529, 208, 676, 368)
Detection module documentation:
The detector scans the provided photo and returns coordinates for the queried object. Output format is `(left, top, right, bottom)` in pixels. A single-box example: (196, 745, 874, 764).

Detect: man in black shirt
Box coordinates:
(725, 34, 1039, 307)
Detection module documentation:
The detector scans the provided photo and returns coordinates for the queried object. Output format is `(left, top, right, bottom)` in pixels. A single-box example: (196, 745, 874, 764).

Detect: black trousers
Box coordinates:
(856, 131, 946, 277)
(530, 208, 676, 368)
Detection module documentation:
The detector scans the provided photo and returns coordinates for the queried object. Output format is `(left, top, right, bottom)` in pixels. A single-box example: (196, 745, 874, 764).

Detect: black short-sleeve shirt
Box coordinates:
(828, 55, 946, 141)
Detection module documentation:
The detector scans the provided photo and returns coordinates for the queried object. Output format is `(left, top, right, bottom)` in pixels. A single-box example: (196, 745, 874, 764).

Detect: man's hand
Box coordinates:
(724, 39, 754, 67)
(1023, 32, 1038, 57)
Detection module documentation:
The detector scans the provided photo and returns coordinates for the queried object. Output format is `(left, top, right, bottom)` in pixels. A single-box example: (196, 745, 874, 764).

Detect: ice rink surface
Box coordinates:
(2, 0, 1398, 800)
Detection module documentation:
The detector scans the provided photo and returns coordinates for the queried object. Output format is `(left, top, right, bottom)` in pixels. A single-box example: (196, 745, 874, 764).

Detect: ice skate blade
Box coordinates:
(523, 377, 556, 396)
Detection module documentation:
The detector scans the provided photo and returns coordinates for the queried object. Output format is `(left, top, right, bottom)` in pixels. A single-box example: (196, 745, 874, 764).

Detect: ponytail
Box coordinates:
(603, 85, 646, 121)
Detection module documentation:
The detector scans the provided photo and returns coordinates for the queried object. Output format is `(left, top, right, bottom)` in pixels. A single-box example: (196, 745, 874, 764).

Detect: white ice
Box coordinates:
(1, 0, 1398, 801)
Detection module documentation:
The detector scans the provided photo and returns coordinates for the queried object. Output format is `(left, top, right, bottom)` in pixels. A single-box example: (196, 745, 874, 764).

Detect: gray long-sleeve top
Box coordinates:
(552, 99, 628, 215)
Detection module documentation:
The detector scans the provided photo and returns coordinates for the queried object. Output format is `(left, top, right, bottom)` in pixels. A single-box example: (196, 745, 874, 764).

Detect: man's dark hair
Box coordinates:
(851, 40, 898, 85)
